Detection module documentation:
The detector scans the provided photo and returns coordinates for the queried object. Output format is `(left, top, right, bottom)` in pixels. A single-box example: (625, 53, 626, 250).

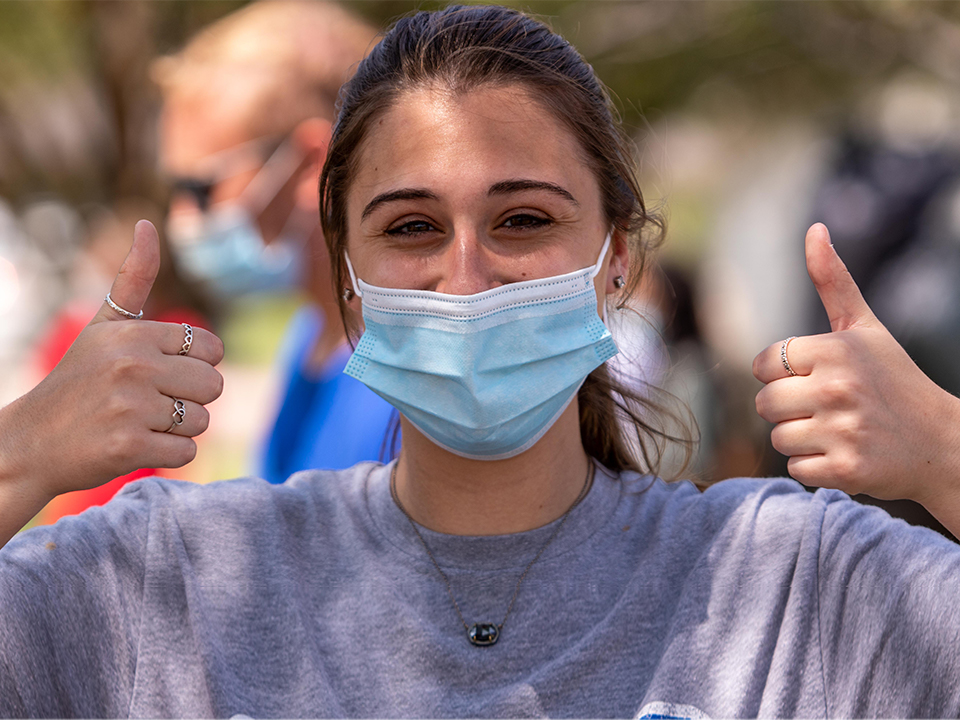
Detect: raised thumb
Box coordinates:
(93, 219, 161, 324)
(805, 222, 877, 333)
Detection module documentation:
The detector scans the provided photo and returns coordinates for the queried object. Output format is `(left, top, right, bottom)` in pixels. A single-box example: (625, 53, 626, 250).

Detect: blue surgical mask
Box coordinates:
(343, 234, 618, 460)
(167, 139, 306, 299)
(168, 205, 303, 298)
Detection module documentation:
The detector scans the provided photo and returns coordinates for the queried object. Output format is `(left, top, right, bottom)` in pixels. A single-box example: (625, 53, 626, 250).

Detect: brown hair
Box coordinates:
(319, 5, 694, 476)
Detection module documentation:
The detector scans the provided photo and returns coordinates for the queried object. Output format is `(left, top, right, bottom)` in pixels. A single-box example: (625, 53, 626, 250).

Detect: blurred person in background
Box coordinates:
(151, 0, 395, 484)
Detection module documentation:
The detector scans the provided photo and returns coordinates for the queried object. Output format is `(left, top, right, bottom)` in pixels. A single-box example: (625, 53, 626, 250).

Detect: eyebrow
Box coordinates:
(488, 179, 579, 206)
(361, 188, 439, 221)
(359, 178, 579, 221)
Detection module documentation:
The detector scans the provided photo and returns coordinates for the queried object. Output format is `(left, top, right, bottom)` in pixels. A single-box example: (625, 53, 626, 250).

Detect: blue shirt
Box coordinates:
(257, 307, 397, 482)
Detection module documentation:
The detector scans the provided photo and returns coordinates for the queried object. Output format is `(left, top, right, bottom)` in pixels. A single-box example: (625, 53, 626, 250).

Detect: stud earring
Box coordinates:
(342, 287, 355, 302)
(613, 276, 626, 289)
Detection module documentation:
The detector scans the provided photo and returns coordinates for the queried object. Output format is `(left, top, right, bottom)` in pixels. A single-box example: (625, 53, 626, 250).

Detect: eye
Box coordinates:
(386, 219, 438, 236)
(502, 213, 550, 229)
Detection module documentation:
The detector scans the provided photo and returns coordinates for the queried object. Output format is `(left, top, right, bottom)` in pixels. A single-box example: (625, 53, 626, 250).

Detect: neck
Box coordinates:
(393, 402, 591, 535)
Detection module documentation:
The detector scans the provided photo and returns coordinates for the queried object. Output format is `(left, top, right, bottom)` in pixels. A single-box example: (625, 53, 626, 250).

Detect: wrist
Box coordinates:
(911, 387, 960, 538)
(0, 397, 57, 521)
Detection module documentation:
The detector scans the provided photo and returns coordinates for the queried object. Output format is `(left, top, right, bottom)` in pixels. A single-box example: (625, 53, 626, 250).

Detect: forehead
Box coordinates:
(349, 83, 597, 205)
(159, 82, 268, 176)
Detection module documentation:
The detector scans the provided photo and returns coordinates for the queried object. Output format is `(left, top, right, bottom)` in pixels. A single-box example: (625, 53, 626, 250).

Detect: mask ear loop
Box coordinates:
(589, 232, 613, 280)
(590, 232, 614, 325)
(343, 251, 363, 300)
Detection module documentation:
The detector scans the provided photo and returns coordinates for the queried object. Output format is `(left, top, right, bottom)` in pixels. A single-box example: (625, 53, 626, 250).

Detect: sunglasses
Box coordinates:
(165, 134, 285, 212)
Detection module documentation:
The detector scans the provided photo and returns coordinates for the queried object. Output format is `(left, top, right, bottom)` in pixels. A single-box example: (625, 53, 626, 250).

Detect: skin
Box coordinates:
(343, 84, 629, 535)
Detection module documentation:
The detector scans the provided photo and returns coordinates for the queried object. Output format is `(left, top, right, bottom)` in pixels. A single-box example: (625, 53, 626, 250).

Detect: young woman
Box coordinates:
(2, 5, 960, 717)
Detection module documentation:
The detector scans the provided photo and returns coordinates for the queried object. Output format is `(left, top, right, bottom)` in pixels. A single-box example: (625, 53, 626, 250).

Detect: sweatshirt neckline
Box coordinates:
(366, 460, 622, 572)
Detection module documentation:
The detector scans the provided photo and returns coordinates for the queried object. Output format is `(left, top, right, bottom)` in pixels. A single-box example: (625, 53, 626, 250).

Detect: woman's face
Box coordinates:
(344, 83, 626, 300)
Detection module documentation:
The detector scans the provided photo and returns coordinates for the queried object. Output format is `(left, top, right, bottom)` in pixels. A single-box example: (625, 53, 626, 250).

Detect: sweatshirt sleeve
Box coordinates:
(815, 489, 960, 717)
(0, 482, 150, 718)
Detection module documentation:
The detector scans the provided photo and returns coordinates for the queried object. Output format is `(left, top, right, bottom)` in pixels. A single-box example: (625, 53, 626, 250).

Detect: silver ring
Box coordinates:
(780, 336, 799, 377)
(164, 398, 186, 433)
(179, 323, 193, 356)
(105, 293, 143, 320)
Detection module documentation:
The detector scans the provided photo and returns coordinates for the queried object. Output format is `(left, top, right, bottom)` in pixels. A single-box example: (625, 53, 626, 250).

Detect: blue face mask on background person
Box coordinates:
(167, 139, 307, 299)
(343, 234, 619, 460)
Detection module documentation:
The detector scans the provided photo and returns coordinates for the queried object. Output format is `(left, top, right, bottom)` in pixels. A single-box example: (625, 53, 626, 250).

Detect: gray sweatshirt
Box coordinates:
(1, 462, 959, 718)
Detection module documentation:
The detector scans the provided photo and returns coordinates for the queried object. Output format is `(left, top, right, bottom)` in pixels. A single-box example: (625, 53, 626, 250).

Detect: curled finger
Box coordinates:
(753, 335, 813, 384)
(158, 322, 225, 366)
(770, 417, 825, 459)
(153, 395, 210, 437)
(786, 452, 872, 497)
(142, 432, 199, 470)
(755, 378, 815, 424)
(157, 355, 224, 406)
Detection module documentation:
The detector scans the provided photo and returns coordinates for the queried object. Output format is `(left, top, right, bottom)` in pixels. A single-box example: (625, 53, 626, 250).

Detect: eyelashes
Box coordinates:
(385, 213, 552, 237)
(502, 214, 550, 229)
(386, 219, 437, 236)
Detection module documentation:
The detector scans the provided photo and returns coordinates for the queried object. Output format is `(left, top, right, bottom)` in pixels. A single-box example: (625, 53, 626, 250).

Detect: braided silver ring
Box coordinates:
(780, 336, 799, 377)
(105, 293, 143, 320)
(179, 323, 193, 356)
(164, 398, 186, 433)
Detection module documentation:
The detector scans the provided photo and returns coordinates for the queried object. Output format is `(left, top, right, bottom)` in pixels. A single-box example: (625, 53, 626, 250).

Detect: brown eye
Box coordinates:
(387, 220, 437, 236)
(502, 214, 549, 229)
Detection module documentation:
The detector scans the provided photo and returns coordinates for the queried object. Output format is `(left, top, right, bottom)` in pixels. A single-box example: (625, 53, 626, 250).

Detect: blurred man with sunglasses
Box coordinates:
(153, 0, 396, 482)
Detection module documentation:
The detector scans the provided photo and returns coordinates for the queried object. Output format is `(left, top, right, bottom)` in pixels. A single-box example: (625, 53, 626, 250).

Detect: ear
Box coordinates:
(292, 117, 334, 210)
(604, 229, 630, 295)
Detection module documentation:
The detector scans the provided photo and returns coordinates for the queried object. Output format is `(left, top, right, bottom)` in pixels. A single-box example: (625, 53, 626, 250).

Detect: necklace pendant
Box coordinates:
(468, 623, 500, 646)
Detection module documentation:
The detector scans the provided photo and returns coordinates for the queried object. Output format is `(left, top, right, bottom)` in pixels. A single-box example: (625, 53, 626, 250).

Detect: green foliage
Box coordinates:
(1, 0, 958, 205)
(0, 1, 92, 89)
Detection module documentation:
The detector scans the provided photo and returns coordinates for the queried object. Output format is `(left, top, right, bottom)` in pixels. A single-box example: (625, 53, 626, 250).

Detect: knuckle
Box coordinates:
(754, 388, 773, 422)
(210, 334, 225, 365)
(196, 368, 224, 404)
(110, 352, 149, 382)
(105, 392, 140, 422)
(178, 440, 198, 466)
(769, 424, 788, 454)
(827, 337, 858, 366)
(195, 407, 211, 434)
(786, 460, 811, 486)
(115, 319, 149, 348)
(104, 428, 138, 468)
(834, 413, 865, 444)
(754, 391, 769, 421)
(820, 377, 858, 408)
(831, 452, 864, 491)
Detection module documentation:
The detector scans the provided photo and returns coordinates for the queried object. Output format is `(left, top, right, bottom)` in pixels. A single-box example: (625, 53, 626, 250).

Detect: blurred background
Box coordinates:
(4, 0, 960, 533)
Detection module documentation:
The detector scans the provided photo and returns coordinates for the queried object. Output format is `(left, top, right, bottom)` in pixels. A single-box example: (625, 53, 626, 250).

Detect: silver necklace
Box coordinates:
(390, 460, 595, 647)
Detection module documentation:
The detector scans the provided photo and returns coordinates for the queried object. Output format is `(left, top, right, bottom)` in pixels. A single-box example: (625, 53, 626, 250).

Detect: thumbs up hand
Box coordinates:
(753, 224, 960, 534)
(0, 221, 224, 544)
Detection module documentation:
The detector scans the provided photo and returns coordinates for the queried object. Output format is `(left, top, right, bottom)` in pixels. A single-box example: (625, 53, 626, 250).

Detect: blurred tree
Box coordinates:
(2, 1, 960, 212)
